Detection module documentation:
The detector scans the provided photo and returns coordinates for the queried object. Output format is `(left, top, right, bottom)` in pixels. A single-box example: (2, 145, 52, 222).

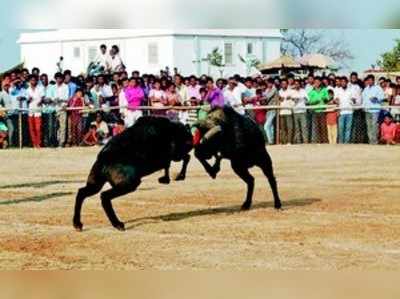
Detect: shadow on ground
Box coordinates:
(0, 192, 73, 205)
(0, 180, 82, 189)
(125, 198, 321, 230)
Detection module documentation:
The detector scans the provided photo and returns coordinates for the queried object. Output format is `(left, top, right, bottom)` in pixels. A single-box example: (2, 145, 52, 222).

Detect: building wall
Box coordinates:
(20, 34, 281, 77)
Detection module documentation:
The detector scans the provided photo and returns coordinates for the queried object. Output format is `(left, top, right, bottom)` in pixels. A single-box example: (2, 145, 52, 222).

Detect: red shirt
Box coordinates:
(380, 122, 396, 141)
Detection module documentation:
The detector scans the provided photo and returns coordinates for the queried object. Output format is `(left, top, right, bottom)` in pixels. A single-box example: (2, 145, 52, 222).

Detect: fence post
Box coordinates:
(276, 108, 280, 145)
(18, 111, 22, 149)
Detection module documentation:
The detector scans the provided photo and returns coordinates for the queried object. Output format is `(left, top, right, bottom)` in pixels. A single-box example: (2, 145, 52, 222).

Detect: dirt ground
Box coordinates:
(0, 145, 399, 270)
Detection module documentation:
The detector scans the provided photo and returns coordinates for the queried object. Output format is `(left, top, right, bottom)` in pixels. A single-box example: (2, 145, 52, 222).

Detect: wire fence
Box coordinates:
(0, 105, 399, 149)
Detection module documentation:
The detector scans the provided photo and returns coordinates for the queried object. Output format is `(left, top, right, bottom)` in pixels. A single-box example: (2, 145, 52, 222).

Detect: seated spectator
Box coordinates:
(91, 112, 110, 145)
(81, 124, 98, 146)
(380, 115, 397, 145)
(113, 119, 126, 136)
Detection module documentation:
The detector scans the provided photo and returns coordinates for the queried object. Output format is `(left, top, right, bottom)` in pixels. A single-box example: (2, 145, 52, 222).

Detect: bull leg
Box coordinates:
(158, 163, 171, 185)
(100, 179, 141, 231)
(257, 151, 282, 210)
(175, 154, 191, 181)
(231, 162, 255, 211)
(73, 183, 105, 231)
(198, 157, 219, 179)
(73, 162, 106, 231)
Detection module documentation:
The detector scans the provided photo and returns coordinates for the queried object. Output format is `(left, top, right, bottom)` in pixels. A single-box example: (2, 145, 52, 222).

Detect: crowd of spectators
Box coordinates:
(1, 45, 400, 149)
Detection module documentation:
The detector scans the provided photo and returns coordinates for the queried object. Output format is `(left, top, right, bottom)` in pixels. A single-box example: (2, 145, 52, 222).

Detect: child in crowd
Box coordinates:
(67, 89, 85, 146)
(81, 124, 98, 146)
(326, 89, 338, 144)
(113, 119, 126, 136)
(380, 115, 397, 145)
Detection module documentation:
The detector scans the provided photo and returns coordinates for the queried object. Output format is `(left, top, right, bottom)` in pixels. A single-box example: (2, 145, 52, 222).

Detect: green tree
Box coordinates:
(377, 39, 400, 71)
(238, 54, 260, 75)
(193, 47, 225, 77)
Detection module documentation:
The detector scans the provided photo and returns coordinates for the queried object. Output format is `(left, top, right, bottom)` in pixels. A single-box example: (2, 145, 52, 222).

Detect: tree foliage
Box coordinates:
(377, 39, 400, 71)
(281, 29, 353, 68)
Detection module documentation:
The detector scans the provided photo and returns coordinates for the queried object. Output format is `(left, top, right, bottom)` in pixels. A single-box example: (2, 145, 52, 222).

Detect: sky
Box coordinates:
(1, 29, 399, 73)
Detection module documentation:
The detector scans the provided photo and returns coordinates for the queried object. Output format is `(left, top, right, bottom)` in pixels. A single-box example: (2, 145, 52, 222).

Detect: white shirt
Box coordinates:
(336, 87, 354, 115)
(94, 52, 110, 68)
(107, 55, 123, 73)
(118, 89, 128, 116)
(27, 85, 45, 116)
(279, 88, 295, 115)
(291, 88, 307, 114)
(0, 90, 18, 113)
(223, 87, 245, 115)
(53, 83, 70, 108)
(348, 83, 362, 105)
(93, 84, 113, 98)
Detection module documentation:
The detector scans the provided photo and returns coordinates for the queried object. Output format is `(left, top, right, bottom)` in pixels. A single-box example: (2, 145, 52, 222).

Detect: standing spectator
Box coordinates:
(362, 75, 385, 144)
(379, 115, 397, 145)
(263, 78, 279, 145)
(253, 89, 267, 141)
(118, 78, 129, 123)
(0, 82, 18, 147)
(337, 77, 355, 144)
(175, 74, 189, 104)
(64, 70, 77, 99)
(278, 79, 295, 144)
(124, 77, 144, 127)
(291, 79, 308, 144)
(67, 89, 85, 146)
(26, 75, 45, 148)
(205, 77, 224, 108)
(241, 77, 256, 120)
(10, 79, 30, 146)
(164, 83, 182, 121)
(50, 73, 70, 147)
(308, 77, 329, 143)
(223, 77, 244, 115)
(187, 75, 201, 101)
(326, 89, 338, 144)
(348, 72, 364, 143)
(149, 79, 166, 116)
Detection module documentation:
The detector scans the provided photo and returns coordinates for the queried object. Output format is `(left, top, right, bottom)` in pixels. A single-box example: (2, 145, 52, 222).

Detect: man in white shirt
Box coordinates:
(278, 79, 295, 144)
(49, 72, 70, 147)
(336, 77, 355, 144)
(26, 75, 45, 148)
(106, 45, 124, 74)
(223, 77, 245, 115)
(94, 44, 109, 70)
(0, 82, 18, 147)
(291, 79, 308, 143)
(349, 72, 364, 143)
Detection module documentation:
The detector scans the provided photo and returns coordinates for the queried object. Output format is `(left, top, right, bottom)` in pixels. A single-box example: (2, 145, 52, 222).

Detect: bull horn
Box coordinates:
(201, 126, 222, 143)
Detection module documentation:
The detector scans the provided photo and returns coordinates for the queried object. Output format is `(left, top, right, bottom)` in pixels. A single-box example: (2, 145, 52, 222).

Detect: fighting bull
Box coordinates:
(193, 106, 282, 211)
(73, 116, 193, 231)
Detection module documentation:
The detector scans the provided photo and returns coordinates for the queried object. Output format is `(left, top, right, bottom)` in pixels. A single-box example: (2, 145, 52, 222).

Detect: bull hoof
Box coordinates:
(73, 221, 83, 232)
(241, 202, 252, 211)
(274, 202, 282, 210)
(158, 176, 171, 185)
(175, 174, 186, 181)
(113, 222, 125, 231)
(207, 170, 218, 179)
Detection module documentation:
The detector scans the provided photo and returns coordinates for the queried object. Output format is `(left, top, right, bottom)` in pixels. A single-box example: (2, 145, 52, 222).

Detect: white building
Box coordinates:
(18, 29, 282, 77)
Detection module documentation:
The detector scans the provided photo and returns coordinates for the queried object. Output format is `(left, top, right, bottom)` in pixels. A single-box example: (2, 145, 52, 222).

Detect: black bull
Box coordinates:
(73, 117, 193, 231)
(73, 108, 282, 231)
(194, 106, 282, 211)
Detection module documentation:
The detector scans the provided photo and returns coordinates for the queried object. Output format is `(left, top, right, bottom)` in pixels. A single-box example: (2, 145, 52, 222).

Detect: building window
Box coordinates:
(148, 43, 159, 64)
(224, 43, 233, 65)
(73, 47, 81, 59)
(88, 46, 98, 62)
(247, 43, 253, 55)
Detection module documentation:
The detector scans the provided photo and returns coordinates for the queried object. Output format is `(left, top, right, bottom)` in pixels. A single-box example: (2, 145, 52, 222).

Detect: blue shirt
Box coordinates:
(362, 84, 384, 113)
(9, 86, 28, 112)
(67, 82, 78, 98)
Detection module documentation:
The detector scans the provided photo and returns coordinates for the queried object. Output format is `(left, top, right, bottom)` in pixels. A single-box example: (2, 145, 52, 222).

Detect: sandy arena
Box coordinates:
(0, 145, 399, 270)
